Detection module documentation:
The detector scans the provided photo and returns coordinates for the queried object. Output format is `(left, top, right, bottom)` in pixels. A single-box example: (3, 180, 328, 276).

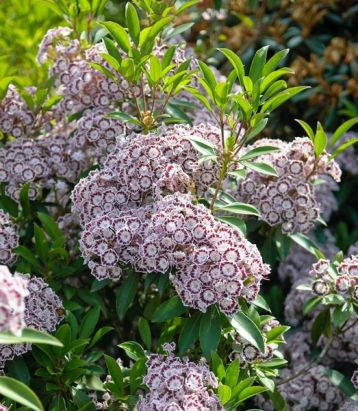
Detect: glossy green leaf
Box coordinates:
(199, 305, 221, 357)
(152, 296, 187, 322)
(239, 145, 280, 161)
(125, 3, 140, 45)
(242, 161, 277, 176)
(79, 306, 101, 339)
(178, 312, 201, 355)
(263, 49, 289, 76)
(0, 329, 63, 346)
(295, 119, 315, 141)
(330, 118, 358, 147)
(116, 272, 139, 320)
(118, 341, 145, 361)
(216, 202, 260, 217)
(219, 48, 245, 86)
(0, 376, 44, 411)
(230, 311, 265, 352)
(138, 317, 152, 350)
(102, 22, 130, 53)
(249, 46, 269, 82)
(218, 384, 232, 405)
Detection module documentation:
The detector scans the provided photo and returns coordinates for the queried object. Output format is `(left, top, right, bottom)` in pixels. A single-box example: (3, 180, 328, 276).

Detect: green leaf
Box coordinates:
(332, 304, 353, 327)
(125, 3, 140, 45)
(188, 135, 216, 156)
(225, 358, 240, 388)
(252, 294, 271, 312)
(262, 86, 309, 112)
(116, 272, 139, 320)
(218, 384, 232, 405)
(102, 22, 130, 53)
(178, 312, 201, 355)
(107, 111, 141, 125)
(295, 119, 315, 141)
(266, 325, 290, 343)
(324, 368, 358, 399)
(249, 46, 269, 82)
(239, 145, 280, 161)
(331, 138, 358, 159)
(216, 202, 260, 217)
(314, 122, 327, 157)
(197, 60, 217, 93)
(104, 355, 123, 395)
(0, 376, 44, 411)
(118, 341, 145, 361)
(0, 329, 63, 347)
(289, 233, 324, 259)
(199, 305, 221, 357)
(246, 118, 269, 140)
(261, 68, 293, 92)
(263, 49, 289, 76)
(151, 296, 187, 322)
(79, 306, 101, 339)
(238, 386, 267, 403)
(303, 296, 322, 315)
(268, 389, 288, 411)
(330, 118, 358, 147)
(15, 246, 41, 271)
(311, 308, 330, 346)
(89, 326, 114, 348)
(242, 161, 277, 176)
(230, 311, 265, 352)
(219, 48, 245, 86)
(216, 216, 247, 236)
(37, 212, 63, 240)
(138, 317, 152, 350)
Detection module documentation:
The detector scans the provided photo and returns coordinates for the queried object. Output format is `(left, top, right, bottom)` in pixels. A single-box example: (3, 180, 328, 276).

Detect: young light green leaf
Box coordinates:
(295, 119, 315, 141)
(249, 46, 269, 82)
(0, 329, 63, 347)
(102, 22, 130, 53)
(262, 49, 289, 76)
(0, 376, 44, 411)
(246, 118, 268, 140)
(330, 118, 358, 147)
(188, 135, 216, 156)
(197, 60, 217, 93)
(314, 122, 327, 157)
(218, 384, 232, 405)
(331, 138, 358, 159)
(218, 48, 245, 86)
(262, 86, 309, 112)
(125, 3, 140, 45)
(230, 311, 265, 352)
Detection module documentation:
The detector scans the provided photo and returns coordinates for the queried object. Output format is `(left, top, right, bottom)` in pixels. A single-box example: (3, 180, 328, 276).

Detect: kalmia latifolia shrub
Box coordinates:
(0, 1, 357, 410)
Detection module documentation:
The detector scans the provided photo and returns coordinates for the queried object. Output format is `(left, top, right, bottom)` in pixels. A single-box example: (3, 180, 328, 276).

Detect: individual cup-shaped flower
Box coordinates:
(0, 266, 29, 336)
(137, 343, 223, 411)
(312, 279, 330, 296)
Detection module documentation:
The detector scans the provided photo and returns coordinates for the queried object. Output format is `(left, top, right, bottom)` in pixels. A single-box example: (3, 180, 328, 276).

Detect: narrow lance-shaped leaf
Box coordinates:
(102, 22, 130, 53)
(216, 202, 260, 217)
(242, 161, 277, 177)
(125, 3, 140, 45)
(239, 145, 280, 161)
(0, 329, 63, 346)
(295, 119, 315, 141)
(330, 118, 358, 147)
(218, 48, 245, 86)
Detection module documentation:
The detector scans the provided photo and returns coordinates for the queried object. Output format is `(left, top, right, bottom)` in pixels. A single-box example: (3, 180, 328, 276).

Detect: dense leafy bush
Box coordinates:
(0, 1, 357, 410)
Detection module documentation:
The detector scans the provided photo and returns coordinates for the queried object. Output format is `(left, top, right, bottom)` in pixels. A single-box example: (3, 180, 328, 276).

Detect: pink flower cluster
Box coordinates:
(310, 255, 358, 298)
(0, 211, 19, 265)
(0, 85, 56, 139)
(71, 124, 221, 225)
(72, 108, 129, 165)
(233, 138, 342, 233)
(0, 266, 29, 336)
(0, 275, 64, 370)
(38, 28, 127, 116)
(79, 193, 269, 313)
(137, 342, 223, 411)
